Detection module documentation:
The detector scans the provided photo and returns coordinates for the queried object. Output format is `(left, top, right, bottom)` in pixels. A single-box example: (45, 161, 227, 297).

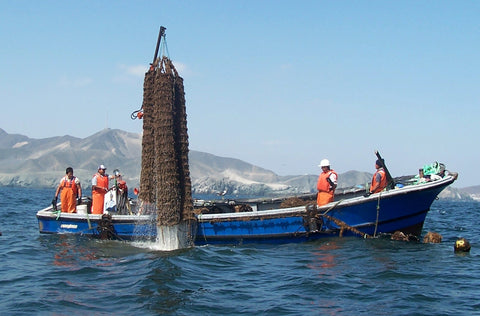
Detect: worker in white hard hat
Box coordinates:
(316, 159, 338, 206)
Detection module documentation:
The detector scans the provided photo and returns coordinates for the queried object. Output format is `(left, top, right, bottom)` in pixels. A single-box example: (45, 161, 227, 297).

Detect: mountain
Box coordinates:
(457, 185, 480, 201)
(0, 128, 470, 199)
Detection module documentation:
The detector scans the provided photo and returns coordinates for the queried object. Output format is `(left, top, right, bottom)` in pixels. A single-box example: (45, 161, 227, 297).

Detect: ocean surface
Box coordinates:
(0, 187, 479, 315)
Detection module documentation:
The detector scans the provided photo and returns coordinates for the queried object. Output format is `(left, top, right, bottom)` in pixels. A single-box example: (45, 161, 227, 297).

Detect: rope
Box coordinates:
(302, 200, 343, 234)
(373, 192, 382, 237)
(200, 220, 208, 244)
(130, 33, 170, 121)
(321, 199, 344, 216)
(86, 209, 92, 230)
(160, 34, 170, 59)
(322, 214, 370, 238)
(130, 108, 143, 120)
(307, 200, 371, 238)
(97, 214, 118, 240)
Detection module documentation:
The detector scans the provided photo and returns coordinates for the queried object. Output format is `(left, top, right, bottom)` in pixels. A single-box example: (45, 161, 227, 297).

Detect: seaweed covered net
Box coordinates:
(139, 56, 194, 225)
(139, 70, 156, 204)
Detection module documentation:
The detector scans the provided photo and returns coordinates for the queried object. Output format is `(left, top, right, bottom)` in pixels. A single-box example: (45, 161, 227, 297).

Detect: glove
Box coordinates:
(52, 197, 58, 211)
(363, 192, 371, 198)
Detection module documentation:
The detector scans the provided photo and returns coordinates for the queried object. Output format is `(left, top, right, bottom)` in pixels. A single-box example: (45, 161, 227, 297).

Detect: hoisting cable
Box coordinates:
(159, 32, 170, 60)
(131, 26, 168, 121)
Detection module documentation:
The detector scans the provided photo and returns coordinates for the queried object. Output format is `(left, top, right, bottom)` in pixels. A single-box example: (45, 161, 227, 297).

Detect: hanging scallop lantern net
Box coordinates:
(135, 27, 194, 226)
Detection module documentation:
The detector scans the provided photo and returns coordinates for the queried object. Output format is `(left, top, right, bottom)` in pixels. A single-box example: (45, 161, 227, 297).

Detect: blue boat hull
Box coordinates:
(36, 175, 456, 245)
(37, 213, 157, 240)
(194, 175, 455, 245)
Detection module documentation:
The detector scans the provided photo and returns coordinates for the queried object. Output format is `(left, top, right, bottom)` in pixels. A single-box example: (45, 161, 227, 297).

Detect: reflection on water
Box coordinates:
(308, 241, 339, 277)
(51, 235, 99, 267)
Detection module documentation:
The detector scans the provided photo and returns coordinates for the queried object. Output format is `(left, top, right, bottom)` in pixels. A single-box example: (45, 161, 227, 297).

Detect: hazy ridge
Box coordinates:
(0, 128, 471, 199)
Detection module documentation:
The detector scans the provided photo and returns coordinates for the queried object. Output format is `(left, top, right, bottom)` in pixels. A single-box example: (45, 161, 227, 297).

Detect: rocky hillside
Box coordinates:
(0, 128, 471, 199)
(458, 185, 480, 201)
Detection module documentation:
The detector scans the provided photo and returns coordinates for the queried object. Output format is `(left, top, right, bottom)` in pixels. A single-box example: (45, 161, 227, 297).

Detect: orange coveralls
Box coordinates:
(91, 173, 109, 214)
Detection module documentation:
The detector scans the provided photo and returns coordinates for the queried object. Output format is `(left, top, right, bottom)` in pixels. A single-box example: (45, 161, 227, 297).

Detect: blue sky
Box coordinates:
(1, 1, 478, 187)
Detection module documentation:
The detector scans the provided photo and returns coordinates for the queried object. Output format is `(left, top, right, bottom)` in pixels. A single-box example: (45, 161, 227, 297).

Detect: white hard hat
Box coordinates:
(319, 159, 330, 167)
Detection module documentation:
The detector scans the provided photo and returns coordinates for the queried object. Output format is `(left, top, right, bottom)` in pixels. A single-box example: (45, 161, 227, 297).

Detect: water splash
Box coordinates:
(154, 221, 193, 251)
(130, 214, 195, 251)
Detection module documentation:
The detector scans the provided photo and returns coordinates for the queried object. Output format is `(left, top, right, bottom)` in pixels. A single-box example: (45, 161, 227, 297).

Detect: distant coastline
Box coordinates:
(0, 128, 475, 200)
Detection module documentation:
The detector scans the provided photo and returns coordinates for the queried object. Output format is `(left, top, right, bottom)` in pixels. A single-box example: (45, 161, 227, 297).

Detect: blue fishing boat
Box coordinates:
(195, 173, 456, 245)
(36, 169, 457, 244)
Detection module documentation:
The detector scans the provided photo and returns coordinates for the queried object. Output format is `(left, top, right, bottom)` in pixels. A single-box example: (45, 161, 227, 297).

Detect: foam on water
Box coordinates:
(131, 221, 193, 251)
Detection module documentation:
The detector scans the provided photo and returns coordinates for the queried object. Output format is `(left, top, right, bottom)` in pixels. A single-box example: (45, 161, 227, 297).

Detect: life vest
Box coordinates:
(61, 176, 79, 195)
(91, 173, 109, 214)
(60, 176, 79, 213)
(317, 170, 337, 206)
(317, 170, 337, 193)
(370, 168, 387, 193)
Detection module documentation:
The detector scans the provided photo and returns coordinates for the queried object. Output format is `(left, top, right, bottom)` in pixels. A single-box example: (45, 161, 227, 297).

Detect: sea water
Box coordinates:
(0, 187, 479, 315)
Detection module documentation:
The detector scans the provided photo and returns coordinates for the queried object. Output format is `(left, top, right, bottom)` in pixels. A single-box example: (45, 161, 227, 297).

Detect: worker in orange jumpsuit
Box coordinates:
(53, 167, 82, 213)
(316, 159, 338, 206)
(91, 165, 110, 214)
(369, 159, 388, 194)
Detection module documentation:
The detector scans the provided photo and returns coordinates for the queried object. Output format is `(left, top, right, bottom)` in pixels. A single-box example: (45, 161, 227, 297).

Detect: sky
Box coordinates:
(0, 1, 478, 188)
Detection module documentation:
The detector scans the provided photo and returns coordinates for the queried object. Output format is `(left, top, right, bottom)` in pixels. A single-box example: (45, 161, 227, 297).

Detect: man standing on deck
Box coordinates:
(369, 159, 387, 194)
(53, 167, 82, 213)
(316, 159, 337, 206)
(91, 165, 110, 214)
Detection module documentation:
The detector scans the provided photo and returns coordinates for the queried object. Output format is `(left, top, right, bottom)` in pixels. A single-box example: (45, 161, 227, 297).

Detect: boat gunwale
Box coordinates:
(36, 209, 155, 222)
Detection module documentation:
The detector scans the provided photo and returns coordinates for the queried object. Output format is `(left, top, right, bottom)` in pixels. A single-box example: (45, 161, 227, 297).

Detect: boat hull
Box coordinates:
(194, 175, 455, 245)
(37, 212, 157, 240)
(36, 175, 456, 245)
